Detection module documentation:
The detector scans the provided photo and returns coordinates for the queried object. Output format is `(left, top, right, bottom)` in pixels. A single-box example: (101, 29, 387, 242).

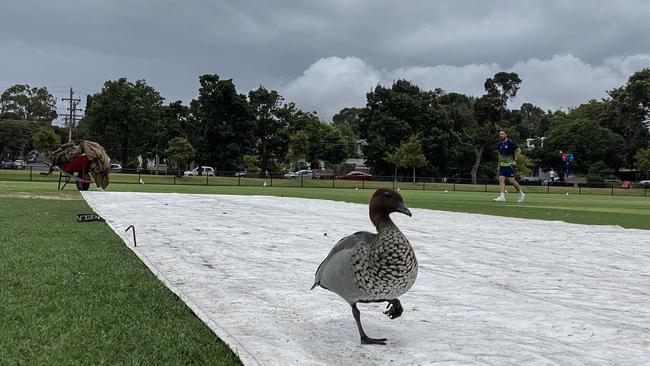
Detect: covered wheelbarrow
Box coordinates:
(58, 154, 93, 191)
(46, 140, 111, 191)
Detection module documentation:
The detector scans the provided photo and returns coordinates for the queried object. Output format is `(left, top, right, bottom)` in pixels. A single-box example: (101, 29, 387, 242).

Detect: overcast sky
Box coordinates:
(2, 0, 650, 125)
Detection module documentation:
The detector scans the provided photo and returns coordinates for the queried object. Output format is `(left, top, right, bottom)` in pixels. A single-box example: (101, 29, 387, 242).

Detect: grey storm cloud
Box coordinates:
(2, 0, 650, 121)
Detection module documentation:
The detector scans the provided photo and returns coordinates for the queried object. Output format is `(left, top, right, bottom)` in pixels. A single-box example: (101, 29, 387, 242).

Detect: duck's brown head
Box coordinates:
(369, 188, 412, 226)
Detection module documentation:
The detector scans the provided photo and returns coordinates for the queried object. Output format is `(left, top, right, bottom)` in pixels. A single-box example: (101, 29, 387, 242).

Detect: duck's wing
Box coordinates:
(312, 231, 376, 290)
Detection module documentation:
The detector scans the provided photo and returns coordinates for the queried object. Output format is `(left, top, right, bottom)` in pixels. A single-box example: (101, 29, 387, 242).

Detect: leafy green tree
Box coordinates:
(385, 134, 428, 182)
(384, 151, 401, 182)
(569, 99, 608, 122)
(513, 102, 551, 139)
(544, 118, 625, 174)
(457, 72, 522, 183)
(152, 101, 192, 157)
(0, 120, 39, 160)
(248, 87, 289, 175)
(32, 126, 61, 154)
(332, 107, 363, 136)
(404, 135, 429, 181)
(165, 137, 195, 176)
(188, 74, 255, 171)
(484, 72, 521, 104)
(286, 130, 310, 168)
(0, 84, 58, 122)
(515, 152, 534, 178)
(316, 123, 356, 166)
(359, 80, 454, 177)
(243, 154, 260, 171)
(83, 78, 163, 166)
(602, 69, 650, 168)
(635, 148, 650, 179)
(283, 107, 337, 167)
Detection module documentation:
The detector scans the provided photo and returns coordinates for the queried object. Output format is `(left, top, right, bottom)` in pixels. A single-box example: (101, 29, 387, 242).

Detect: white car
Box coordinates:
(110, 163, 122, 173)
(284, 169, 317, 179)
(639, 180, 650, 187)
(184, 166, 215, 176)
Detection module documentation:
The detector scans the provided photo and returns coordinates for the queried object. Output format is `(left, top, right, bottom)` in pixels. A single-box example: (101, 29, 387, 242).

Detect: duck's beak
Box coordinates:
(395, 201, 412, 217)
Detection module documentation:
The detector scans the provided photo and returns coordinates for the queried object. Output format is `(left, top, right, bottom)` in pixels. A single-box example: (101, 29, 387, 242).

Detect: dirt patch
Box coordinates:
(0, 193, 83, 201)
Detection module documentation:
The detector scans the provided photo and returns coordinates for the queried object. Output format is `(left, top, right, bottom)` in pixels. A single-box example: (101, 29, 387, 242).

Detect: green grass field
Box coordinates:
(0, 183, 241, 365)
(1, 179, 649, 365)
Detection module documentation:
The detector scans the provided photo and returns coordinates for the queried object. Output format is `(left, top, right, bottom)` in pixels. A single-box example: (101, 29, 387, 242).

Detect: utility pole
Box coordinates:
(61, 87, 81, 142)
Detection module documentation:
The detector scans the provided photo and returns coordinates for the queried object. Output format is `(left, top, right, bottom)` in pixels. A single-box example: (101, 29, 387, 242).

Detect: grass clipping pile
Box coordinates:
(49, 140, 111, 189)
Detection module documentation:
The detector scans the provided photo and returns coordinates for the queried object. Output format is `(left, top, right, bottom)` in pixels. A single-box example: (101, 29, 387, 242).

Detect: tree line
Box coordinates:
(1, 69, 649, 181)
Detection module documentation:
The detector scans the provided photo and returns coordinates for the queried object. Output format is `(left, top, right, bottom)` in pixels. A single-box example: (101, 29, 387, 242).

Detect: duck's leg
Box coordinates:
(351, 303, 387, 345)
(384, 299, 403, 319)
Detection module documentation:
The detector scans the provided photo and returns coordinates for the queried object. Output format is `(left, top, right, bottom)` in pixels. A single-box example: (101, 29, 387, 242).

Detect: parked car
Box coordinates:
(1, 161, 15, 169)
(604, 179, 623, 187)
(234, 171, 247, 177)
(336, 171, 373, 181)
(284, 169, 317, 179)
(520, 176, 543, 185)
(110, 163, 122, 173)
(183, 166, 215, 176)
(639, 180, 650, 187)
(14, 159, 26, 170)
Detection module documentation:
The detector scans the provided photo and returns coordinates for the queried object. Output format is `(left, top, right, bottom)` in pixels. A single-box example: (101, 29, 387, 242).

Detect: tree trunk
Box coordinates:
(259, 138, 268, 178)
(471, 145, 484, 184)
(393, 164, 398, 183)
(413, 166, 416, 183)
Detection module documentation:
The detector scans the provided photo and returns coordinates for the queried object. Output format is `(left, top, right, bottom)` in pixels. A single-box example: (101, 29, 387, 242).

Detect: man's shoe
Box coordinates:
(518, 192, 526, 203)
(493, 196, 506, 202)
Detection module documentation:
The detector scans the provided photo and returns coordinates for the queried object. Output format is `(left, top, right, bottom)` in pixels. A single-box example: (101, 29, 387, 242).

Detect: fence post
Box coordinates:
(238, 175, 241, 186)
(611, 183, 614, 196)
(332, 176, 334, 188)
(29, 166, 33, 182)
(173, 175, 176, 185)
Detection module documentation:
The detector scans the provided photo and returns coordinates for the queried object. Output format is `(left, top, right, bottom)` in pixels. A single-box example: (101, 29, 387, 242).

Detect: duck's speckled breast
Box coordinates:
(351, 225, 418, 300)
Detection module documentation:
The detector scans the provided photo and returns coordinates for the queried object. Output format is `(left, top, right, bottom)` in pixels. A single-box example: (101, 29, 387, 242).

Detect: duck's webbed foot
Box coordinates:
(384, 299, 403, 319)
(352, 303, 388, 345)
(361, 335, 387, 345)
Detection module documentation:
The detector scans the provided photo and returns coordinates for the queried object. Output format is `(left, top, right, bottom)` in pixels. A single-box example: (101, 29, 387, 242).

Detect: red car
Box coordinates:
(336, 171, 372, 181)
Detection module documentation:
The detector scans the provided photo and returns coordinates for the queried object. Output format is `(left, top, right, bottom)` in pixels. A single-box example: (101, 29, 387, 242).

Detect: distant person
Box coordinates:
(494, 130, 525, 203)
(549, 168, 556, 185)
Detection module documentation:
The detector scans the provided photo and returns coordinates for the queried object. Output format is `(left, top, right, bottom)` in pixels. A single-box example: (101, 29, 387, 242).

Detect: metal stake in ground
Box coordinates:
(126, 225, 137, 247)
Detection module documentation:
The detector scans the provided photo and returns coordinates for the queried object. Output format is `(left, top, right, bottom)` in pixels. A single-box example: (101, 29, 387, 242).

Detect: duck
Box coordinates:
(311, 188, 418, 345)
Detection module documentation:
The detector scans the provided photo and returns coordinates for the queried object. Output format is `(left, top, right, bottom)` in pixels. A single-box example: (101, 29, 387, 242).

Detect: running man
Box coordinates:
(494, 130, 525, 202)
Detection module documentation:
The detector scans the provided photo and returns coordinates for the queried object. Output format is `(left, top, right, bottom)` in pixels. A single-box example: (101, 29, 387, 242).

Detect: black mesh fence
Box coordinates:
(1, 166, 648, 197)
